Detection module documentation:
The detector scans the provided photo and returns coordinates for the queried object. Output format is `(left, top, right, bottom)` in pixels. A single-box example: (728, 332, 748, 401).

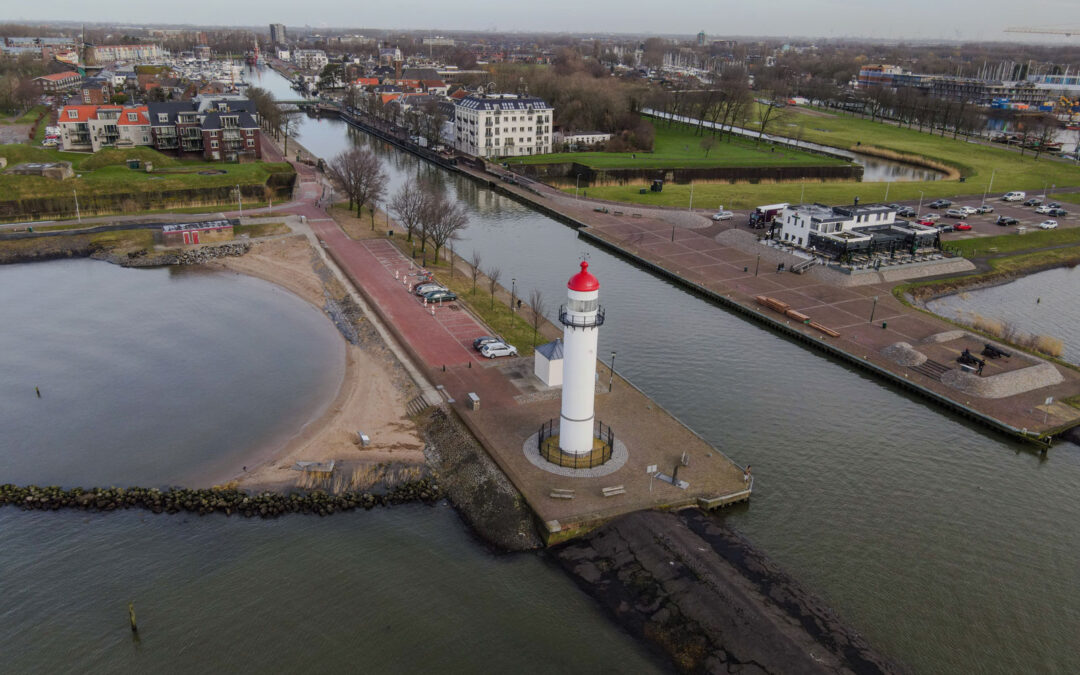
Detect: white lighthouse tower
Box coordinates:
(558, 261, 604, 455)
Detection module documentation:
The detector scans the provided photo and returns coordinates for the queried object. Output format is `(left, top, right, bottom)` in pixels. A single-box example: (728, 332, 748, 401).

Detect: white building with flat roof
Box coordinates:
(453, 94, 553, 158)
(292, 49, 328, 71)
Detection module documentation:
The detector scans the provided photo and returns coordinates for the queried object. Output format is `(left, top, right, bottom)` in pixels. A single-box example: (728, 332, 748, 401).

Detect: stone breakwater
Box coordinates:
(0, 479, 440, 517)
(98, 242, 252, 267)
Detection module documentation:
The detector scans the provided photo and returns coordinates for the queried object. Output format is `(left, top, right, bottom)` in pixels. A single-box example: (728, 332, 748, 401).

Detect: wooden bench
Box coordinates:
(550, 488, 575, 500)
(601, 485, 626, 497)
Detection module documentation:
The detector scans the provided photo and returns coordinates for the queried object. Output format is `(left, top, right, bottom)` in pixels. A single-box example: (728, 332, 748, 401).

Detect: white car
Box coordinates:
(1038, 220, 1059, 230)
(959, 206, 978, 216)
(480, 341, 518, 359)
(1034, 204, 1052, 215)
(711, 210, 735, 221)
(1002, 191, 1026, 202)
(921, 213, 941, 222)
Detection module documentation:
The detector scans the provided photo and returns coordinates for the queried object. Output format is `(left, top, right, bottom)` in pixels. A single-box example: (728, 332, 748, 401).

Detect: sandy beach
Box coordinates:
(204, 235, 427, 492)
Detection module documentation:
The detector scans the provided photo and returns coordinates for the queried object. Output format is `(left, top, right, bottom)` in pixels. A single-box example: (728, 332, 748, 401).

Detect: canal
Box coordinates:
(265, 64, 1080, 674)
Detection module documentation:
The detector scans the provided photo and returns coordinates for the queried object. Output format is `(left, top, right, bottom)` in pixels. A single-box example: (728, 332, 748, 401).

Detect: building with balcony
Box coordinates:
(292, 49, 328, 70)
(269, 23, 287, 45)
(148, 97, 261, 161)
(777, 203, 938, 259)
(35, 71, 82, 93)
(58, 105, 150, 152)
(88, 43, 163, 64)
(453, 93, 553, 158)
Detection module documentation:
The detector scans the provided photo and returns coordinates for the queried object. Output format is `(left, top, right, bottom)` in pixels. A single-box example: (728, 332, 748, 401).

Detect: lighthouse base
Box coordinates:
(536, 419, 615, 469)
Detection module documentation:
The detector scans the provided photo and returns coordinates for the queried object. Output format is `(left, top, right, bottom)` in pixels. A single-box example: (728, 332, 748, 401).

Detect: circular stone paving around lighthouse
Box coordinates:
(522, 431, 628, 478)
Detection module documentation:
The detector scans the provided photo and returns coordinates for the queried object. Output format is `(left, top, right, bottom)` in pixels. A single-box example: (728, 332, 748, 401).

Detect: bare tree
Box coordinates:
(389, 177, 426, 241)
(329, 147, 388, 224)
(486, 266, 501, 310)
(423, 197, 469, 264)
(469, 251, 483, 293)
(528, 289, 547, 347)
(699, 136, 717, 158)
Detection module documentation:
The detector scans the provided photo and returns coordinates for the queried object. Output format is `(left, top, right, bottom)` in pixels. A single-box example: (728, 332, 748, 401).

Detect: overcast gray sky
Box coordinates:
(16, 0, 1080, 41)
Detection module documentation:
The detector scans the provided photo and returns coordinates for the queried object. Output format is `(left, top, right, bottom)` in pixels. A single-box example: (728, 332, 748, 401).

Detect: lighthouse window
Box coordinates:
(567, 298, 598, 312)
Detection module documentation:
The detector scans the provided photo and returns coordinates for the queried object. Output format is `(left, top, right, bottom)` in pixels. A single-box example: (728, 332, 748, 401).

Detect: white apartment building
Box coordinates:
(453, 94, 554, 158)
(89, 44, 162, 64)
(554, 130, 612, 148)
(292, 49, 328, 70)
(59, 105, 151, 152)
(778, 203, 897, 247)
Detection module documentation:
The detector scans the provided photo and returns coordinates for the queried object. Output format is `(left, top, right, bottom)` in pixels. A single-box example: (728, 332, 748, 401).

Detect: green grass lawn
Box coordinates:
(0, 145, 292, 201)
(505, 119, 847, 169)
(945, 226, 1080, 258)
(580, 107, 1080, 209)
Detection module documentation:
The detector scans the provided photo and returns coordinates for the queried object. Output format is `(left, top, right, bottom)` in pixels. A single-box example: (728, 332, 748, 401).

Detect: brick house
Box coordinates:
(77, 77, 114, 105)
(148, 97, 261, 161)
(35, 71, 82, 94)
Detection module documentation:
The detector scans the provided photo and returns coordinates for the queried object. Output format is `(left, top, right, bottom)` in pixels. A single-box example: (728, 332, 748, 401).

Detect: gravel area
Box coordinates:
(942, 362, 1064, 399)
(922, 330, 968, 344)
(881, 342, 928, 366)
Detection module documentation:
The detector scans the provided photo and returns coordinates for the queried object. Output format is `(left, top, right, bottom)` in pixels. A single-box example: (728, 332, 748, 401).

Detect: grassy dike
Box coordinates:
(0, 145, 295, 221)
(578, 107, 1080, 209)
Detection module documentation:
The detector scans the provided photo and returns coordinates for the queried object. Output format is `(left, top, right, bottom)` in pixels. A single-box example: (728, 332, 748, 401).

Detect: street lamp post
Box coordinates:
(236, 184, 242, 217)
(73, 189, 81, 223)
(917, 190, 925, 218)
(688, 183, 694, 211)
(575, 174, 581, 200)
(510, 278, 516, 313)
(984, 168, 996, 206)
(870, 295, 879, 323)
(608, 350, 617, 392)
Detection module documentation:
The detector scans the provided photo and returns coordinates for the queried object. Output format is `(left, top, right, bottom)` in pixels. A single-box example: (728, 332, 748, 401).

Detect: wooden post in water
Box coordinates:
(35, 386, 41, 398)
(128, 602, 138, 633)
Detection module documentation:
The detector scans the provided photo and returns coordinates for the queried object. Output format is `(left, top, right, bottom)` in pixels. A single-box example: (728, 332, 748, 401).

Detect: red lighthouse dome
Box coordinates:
(567, 261, 599, 292)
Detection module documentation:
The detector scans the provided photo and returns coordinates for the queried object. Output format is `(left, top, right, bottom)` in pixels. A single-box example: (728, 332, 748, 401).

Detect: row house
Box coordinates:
(148, 98, 261, 161)
(76, 77, 114, 105)
(88, 43, 163, 64)
(58, 105, 151, 152)
(35, 71, 82, 93)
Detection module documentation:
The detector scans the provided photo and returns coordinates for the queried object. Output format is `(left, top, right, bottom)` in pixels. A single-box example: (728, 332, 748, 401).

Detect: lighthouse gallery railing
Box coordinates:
(558, 305, 605, 328)
(537, 419, 614, 469)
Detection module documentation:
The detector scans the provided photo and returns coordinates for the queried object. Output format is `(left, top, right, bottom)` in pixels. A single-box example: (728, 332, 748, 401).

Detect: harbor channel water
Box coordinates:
(926, 266, 1080, 364)
(0, 259, 665, 672)
(262, 62, 1080, 674)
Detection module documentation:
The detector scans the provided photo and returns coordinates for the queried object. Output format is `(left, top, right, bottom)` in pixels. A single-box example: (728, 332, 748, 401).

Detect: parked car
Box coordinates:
(1038, 220, 1059, 230)
(480, 341, 518, 359)
(921, 213, 941, 222)
(1035, 204, 1052, 215)
(711, 210, 735, 221)
(1047, 202, 1062, 209)
(917, 218, 936, 226)
(936, 223, 955, 233)
(422, 289, 458, 303)
(413, 282, 445, 296)
(886, 203, 902, 210)
(472, 335, 501, 351)
(1023, 197, 1043, 207)
(945, 208, 966, 218)
(995, 216, 1018, 226)
(975, 204, 994, 214)
(928, 199, 952, 209)
(896, 206, 917, 217)
(1048, 207, 1069, 217)
(954, 223, 972, 231)
(959, 206, 979, 216)
(1001, 191, 1026, 202)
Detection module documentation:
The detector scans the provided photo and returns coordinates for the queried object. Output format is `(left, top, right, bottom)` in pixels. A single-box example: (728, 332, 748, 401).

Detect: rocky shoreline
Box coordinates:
(0, 480, 440, 517)
(553, 509, 902, 674)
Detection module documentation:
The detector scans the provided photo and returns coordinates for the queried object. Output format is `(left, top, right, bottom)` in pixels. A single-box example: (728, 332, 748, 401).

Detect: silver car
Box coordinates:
(711, 210, 735, 221)
(480, 341, 518, 358)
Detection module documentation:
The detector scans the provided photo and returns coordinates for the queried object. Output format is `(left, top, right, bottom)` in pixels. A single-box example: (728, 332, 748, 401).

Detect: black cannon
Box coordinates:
(981, 343, 1012, 359)
(957, 348, 986, 375)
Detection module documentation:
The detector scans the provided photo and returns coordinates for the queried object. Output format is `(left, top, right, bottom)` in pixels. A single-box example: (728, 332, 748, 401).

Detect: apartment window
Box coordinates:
(68, 109, 77, 119)
(211, 140, 219, 148)
(158, 113, 168, 123)
(247, 139, 255, 147)
(127, 113, 137, 121)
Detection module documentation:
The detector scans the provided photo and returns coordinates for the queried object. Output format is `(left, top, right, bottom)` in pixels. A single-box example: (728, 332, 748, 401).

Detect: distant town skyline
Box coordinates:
(9, 1, 1080, 43)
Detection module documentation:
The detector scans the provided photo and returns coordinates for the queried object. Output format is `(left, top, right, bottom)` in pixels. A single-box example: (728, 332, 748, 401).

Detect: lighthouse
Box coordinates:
(558, 261, 605, 455)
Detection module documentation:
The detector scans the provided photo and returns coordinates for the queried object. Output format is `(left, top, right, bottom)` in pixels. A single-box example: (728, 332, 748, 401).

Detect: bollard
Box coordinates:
(430, 307, 435, 317)
(882, 321, 887, 329)
(128, 602, 138, 633)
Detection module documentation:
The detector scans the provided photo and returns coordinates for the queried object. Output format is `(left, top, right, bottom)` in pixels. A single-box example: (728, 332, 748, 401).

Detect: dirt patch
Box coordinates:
(881, 342, 927, 367)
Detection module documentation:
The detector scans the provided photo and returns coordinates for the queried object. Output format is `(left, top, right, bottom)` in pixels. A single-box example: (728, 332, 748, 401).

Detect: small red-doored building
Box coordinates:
(159, 220, 234, 246)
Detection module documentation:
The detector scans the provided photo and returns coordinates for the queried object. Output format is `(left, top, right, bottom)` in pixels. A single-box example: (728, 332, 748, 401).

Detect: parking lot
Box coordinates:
(916, 194, 1076, 242)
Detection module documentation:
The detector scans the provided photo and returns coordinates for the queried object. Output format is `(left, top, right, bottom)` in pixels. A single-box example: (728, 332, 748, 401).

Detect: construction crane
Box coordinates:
(1005, 27, 1080, 37)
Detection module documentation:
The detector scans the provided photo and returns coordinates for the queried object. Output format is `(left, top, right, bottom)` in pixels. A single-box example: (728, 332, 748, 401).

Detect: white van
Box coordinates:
(1002, 191, 1026, 202)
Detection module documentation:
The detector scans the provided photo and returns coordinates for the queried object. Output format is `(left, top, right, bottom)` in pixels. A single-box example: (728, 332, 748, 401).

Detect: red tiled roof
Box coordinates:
(450, 90, 468, 99)
(58, 105, 101, 123)
(422, 80, 447, 88)
(354, 77, 379, 86)
(38, 71, 80, 82)
(117, 106, 149, 125)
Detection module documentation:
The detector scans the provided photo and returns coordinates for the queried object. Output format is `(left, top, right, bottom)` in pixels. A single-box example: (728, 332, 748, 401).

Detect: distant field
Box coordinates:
(580, 106, 1080, 209)
(504, 119, 847, 169)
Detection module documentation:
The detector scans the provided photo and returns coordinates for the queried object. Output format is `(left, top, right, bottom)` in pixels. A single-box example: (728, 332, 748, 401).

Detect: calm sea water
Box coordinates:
(0, 259, 344, 487)
(275, 81, 1080, 674)
(927, 266, 1080, 363)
